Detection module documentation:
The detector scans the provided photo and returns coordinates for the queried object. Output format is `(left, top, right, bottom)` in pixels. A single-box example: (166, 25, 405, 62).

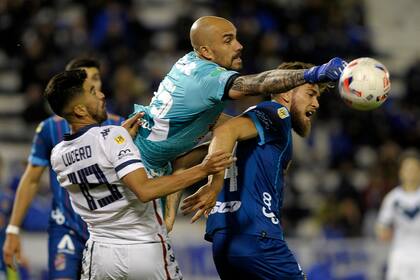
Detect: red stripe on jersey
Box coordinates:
(157, 233, 171, 280)
(152, 199, 163, 225)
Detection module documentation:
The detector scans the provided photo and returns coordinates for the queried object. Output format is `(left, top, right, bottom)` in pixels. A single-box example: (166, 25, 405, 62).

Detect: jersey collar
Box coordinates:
(64, 124, 100, 141)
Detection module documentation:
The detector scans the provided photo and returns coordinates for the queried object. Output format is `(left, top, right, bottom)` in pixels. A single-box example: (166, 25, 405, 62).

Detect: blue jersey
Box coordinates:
(132, 51, 239, 175)
(29, 114, 124, 239)
(206, 101, 293, 241)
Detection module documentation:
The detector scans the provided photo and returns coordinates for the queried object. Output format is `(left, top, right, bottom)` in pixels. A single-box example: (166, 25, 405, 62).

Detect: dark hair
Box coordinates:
(277, 61, 329, 93)
(399, 149, 420, 166)
(65, 57, 100, 70)
(44, 69, 87, 117)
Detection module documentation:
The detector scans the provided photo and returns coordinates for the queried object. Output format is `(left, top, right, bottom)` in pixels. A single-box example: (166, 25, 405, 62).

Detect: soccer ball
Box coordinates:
(338, 57, 391, 111)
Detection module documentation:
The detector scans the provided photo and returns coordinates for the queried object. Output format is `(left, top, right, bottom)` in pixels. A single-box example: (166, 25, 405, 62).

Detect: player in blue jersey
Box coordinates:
(182, 61, 328, 279)
(132, 16, 346, 179)
(3, 58, 124, 280)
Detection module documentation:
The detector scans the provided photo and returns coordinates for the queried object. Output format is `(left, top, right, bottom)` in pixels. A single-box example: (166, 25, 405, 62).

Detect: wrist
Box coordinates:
(303, 66, 318, 83)
(6, 224, 20, 235)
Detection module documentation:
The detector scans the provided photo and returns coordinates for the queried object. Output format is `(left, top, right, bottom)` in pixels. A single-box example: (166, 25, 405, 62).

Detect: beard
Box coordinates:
(91, 107, 107, 124)
(290, 104, 311, 137)
(230, 58, 243, 70)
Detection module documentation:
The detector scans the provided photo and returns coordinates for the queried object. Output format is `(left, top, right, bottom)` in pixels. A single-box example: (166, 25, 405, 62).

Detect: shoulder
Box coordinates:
(105, 113, 124, 124)
(96, 125, 130, 144)
(383, 187, 402, 202)
(51, 141, 64, 159)
(246, 101, 290, 122)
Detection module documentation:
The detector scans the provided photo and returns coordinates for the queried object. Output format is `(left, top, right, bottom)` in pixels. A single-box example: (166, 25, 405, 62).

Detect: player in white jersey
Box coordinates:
(376, 150, 420, 280)
(44, 69, 233, 280)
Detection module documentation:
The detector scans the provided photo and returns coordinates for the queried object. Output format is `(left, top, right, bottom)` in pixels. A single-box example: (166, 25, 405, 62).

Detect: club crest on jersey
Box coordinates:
(114, 135, 125, 144)
(277, 107, 289, 119)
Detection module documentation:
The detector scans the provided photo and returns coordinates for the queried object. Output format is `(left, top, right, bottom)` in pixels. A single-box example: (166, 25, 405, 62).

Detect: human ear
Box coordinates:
(281, 91, 292, 104)
(73, 104, 87, 117)
(199, 46, 213, 60)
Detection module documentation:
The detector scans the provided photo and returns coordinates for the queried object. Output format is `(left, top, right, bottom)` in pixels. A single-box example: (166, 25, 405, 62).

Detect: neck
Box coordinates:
(271, 96, 291, 111)
(402, 183, 419, 192)
(69, 117, 98, 134)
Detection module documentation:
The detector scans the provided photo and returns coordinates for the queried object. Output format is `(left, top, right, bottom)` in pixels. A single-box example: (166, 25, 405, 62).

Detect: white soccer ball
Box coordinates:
(338, 57, 391, 111)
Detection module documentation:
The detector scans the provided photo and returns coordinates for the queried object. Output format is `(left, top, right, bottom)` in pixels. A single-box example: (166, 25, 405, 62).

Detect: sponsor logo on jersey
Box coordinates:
(57, 234, 75, 254)
(277, 107, 289, 119)
(262, 192, 279, 224)
(118, 149, 132, 156)
(101, 128, 111, 139)
(210, 201, 242, 215)
(114, 135, 125, 144)
(51, 208, 66, 225)
(117, 149, 134, 159)
(54, 253, 66, 271)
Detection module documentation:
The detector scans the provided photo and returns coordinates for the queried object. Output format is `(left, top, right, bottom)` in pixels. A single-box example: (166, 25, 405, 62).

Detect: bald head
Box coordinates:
(190, 16, 235, 50)
(189, 16, 243, 70)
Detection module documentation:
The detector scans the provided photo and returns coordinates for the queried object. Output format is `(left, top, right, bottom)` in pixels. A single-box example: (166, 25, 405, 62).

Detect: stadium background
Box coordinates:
(0, 0, 419, 279)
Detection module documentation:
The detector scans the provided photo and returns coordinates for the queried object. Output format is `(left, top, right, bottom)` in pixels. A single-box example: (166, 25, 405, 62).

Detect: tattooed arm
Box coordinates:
(227, 57, 347, 99)
(228, 70, 306, 99)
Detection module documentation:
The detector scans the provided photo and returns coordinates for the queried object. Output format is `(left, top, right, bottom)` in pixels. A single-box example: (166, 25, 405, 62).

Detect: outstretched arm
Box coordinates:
(181, 116, 258, 222)
(228, 57, 346, 99)
(229, 70, 305, 99)
(122, 150, 233, 203)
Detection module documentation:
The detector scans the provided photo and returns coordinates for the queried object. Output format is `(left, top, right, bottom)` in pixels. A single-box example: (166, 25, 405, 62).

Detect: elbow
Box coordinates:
(138, 195, 151, 203)
(213, 125, 230, 137)
(136, 189, 154, 203)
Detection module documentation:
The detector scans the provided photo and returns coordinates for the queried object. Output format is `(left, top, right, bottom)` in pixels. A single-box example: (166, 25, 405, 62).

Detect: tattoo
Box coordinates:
(231, 69, 306, 96)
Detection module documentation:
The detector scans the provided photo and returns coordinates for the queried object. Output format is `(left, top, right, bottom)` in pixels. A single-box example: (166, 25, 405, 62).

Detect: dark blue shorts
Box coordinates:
(212, 233, 305, 280)
(48, 226, 86, 279)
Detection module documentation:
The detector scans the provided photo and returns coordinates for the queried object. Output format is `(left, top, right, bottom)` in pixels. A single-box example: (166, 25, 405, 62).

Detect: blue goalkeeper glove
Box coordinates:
(304, 57, 348, 83)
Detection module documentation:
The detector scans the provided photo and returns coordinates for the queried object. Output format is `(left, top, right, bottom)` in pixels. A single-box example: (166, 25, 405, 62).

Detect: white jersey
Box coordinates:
(51, 124, 167, 244)
(377, 186, 420, 257)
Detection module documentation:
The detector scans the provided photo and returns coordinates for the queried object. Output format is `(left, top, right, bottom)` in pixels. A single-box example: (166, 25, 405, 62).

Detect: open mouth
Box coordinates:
(305, 110, 315, 119)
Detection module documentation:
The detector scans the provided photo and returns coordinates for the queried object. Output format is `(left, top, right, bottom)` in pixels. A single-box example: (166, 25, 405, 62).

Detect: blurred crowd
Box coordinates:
(0, 0, 419, 241)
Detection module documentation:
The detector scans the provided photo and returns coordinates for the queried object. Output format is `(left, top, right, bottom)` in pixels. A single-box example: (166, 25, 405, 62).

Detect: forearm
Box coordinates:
(209, 117, 256, 154)
(165, 191, 183, 218)
(129, 165, 208, 202)
(9, 177, 40, 227)
(376, 224, 393, 242)
(230, 69, 306, 98)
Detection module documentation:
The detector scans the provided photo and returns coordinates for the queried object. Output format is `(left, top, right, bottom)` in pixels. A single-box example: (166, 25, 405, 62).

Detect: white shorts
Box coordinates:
(81, 238, 183, 280)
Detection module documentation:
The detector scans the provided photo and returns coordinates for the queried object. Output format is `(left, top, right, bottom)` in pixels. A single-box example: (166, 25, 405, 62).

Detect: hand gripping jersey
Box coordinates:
(30, 114, 123, 239)
(132, 51, 239, 176)
(206, 101, 293, 241)
(51, 125, 167, 244)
